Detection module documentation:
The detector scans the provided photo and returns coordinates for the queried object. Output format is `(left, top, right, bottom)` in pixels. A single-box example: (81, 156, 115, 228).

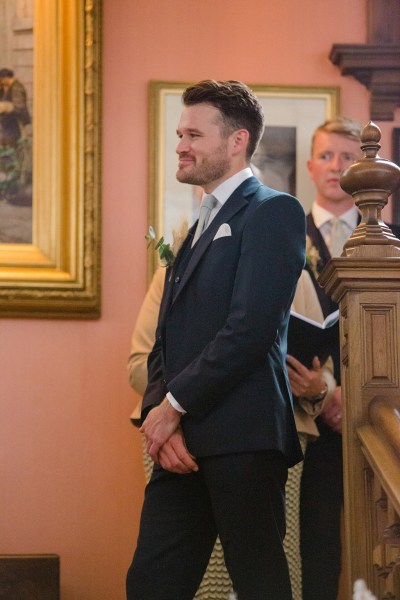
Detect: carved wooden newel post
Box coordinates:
(319, 122, 400, 600)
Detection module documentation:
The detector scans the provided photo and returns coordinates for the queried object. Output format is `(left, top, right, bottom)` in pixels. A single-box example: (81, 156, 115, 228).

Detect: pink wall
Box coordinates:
(1, 1, 399, 598)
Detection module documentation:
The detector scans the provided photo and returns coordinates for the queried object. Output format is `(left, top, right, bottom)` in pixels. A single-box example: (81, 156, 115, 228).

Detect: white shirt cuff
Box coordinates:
(166, 391, 187, 414)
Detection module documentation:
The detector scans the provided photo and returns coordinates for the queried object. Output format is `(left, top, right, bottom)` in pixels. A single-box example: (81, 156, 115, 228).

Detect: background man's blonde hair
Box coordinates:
(311, 116, 363, 155)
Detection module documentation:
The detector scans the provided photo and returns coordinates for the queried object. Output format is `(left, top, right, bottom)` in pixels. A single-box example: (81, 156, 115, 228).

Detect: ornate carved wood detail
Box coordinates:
(359, 422, 400, 599)
(329, 45, 400, 121)
(383, 523, 400, 545)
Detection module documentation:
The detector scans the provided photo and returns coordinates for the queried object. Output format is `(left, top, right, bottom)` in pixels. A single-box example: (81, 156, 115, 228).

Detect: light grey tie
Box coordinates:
(191, 194, 217, 247)
(329, 217, 348, 257)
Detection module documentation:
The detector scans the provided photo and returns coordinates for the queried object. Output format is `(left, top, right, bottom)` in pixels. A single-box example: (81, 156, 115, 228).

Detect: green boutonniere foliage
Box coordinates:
(145, 226, 175, 268)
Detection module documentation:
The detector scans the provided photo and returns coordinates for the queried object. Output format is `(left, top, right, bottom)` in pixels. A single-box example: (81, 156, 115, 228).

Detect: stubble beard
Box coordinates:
(176, 147, 231, 186)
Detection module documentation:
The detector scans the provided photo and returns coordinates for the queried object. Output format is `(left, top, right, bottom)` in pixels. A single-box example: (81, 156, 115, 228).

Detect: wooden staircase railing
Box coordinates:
(358, 396, 400, 599)
(319, 121, 400, 600)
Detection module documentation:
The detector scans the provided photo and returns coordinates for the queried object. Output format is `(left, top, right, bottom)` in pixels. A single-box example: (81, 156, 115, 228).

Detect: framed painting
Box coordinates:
(147, 81, 340, 278)
(0, 0, 102, 318)
(392, 128, 400, 224)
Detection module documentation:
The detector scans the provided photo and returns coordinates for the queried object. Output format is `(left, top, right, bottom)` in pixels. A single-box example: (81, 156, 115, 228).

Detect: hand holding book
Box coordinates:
(286, 355, 328, 402)
(287, 308, 339, 369)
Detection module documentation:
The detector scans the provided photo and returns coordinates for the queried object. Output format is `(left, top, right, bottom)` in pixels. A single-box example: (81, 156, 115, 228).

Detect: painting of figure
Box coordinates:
(251, 125, 296, 196)
(0, 0, 34, 243)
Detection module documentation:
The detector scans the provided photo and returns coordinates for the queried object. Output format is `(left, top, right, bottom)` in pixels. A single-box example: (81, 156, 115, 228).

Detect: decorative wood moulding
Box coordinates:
(329, 44, 400, 120)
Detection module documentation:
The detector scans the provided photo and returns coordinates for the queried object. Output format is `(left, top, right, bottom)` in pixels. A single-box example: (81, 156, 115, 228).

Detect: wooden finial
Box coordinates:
(339, 121, 400, 253)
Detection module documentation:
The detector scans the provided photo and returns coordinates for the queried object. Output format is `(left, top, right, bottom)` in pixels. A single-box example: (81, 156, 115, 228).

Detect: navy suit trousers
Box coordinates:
(127, 450, 292, 600)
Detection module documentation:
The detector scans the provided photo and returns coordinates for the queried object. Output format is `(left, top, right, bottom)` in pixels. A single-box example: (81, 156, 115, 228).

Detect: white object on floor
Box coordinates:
(353, 579, 377, 600)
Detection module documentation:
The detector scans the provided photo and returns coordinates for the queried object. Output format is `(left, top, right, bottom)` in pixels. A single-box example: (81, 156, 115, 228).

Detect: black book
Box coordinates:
(287, 309, 339, 368)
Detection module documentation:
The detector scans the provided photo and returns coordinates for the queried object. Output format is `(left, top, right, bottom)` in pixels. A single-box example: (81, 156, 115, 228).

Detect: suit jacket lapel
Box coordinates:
(158, 223, 196, 325)
(306, 211, 359, 318)
(306, 211, 361, 269)
(306, 213, 331, 267)
(170, 177, 262, 307)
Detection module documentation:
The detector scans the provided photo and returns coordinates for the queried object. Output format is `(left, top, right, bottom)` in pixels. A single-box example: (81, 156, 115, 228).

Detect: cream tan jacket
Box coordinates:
(290, 270, 336, 437)
(128, 268, 335, 438)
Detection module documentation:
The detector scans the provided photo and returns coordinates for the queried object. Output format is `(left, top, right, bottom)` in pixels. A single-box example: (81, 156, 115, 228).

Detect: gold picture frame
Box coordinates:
(0, 0, 102, 318)
(148, 80, 340, 279)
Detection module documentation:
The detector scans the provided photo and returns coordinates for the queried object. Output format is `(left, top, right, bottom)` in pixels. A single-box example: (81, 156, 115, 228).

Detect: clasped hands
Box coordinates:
(140, 398, 199, 474)
(286, 354, 342, 433)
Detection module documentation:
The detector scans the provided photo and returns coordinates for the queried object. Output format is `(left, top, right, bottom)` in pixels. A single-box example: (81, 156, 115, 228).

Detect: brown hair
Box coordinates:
(182, 80, 264, 160)
(311, 116, 362, 155)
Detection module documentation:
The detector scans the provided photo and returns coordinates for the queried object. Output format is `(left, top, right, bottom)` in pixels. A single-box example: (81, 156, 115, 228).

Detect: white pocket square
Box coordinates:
(213, 223, 231, 240)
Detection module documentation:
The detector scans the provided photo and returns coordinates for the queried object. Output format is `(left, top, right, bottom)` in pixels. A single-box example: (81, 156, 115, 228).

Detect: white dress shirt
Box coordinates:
(311, 203, 358, 255)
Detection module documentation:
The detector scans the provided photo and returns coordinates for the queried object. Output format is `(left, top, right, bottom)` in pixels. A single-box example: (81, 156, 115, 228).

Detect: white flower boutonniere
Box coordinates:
(145, 220, 189, 268)
(306, 235, 322, 279)
(145, 226, 175, 268)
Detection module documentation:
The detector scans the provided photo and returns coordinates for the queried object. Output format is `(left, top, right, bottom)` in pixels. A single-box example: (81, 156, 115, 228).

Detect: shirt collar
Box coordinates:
(311, 202, 359, 231)
(208, 168, 253, 207)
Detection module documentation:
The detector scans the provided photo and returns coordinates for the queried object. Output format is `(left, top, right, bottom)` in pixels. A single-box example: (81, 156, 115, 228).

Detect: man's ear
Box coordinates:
(231, 129, 249, 155)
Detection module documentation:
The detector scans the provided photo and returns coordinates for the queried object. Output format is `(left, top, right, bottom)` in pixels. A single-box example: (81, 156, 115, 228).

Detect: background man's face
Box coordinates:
(307, 131, 361, 205)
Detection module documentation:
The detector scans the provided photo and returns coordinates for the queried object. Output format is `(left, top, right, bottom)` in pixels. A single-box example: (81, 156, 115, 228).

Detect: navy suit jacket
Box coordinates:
(142, 176, 306, 467)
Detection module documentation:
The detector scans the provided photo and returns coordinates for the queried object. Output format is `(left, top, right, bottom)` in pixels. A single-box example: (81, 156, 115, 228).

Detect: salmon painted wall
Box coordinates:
(1, 1, 400, 598)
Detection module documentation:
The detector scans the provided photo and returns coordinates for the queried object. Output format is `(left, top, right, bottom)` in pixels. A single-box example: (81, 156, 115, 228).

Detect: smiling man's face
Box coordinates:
(175, 103, 236, 193)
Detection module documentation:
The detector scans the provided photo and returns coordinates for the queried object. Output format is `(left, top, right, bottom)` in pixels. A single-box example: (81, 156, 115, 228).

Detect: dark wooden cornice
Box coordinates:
(329, 44, 400, 121)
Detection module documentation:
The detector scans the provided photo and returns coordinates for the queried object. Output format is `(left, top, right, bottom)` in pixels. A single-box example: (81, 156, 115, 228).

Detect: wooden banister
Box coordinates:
(357, 396, 400, 600)
(319, 122, 400, 600)
(358, 396, 400, 515)
(369, 396, 400, 459)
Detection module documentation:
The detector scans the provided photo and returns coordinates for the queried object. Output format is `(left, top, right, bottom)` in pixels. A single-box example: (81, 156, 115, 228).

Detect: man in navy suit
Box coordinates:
(126, 80, 306, 600)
